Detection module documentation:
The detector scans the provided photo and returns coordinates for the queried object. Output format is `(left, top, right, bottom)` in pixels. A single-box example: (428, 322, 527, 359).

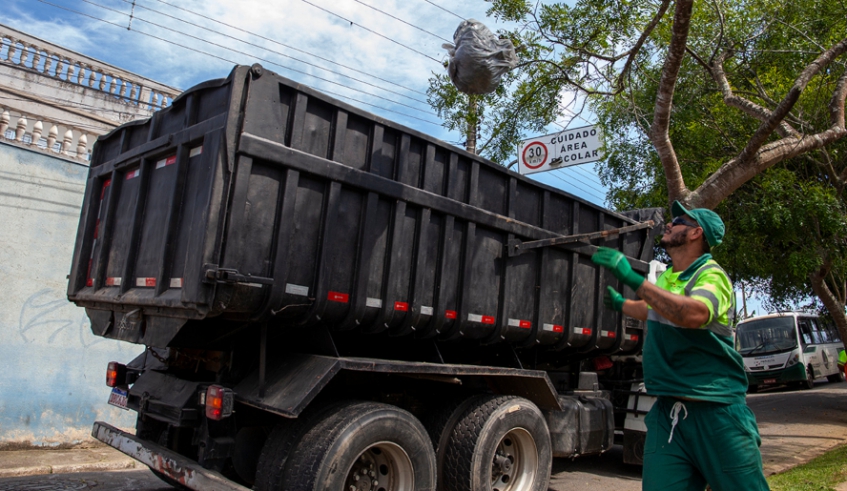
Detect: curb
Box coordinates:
(0, 459, 136, 478)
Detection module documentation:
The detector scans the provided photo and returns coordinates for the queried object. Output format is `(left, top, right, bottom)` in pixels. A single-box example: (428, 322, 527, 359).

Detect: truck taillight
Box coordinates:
(205, 385, 234, 420)
(106, 362, 126, 388)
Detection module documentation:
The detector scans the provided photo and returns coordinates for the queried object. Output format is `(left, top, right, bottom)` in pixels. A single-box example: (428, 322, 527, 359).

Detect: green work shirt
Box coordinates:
(642, 254, 748, 405)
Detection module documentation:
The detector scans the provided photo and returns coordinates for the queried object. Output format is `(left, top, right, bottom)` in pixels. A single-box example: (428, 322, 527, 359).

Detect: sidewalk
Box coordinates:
(0, 443, 136, 478)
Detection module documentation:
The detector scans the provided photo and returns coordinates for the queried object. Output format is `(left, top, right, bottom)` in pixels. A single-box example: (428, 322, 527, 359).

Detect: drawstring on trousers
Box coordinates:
(668, 401, 688, 444)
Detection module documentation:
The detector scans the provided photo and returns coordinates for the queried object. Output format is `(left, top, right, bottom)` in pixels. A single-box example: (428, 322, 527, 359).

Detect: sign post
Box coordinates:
(517, 125, 604, 175)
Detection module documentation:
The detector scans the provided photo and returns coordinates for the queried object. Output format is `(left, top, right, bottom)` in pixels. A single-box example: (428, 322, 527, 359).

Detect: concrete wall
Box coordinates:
(0, 142, 141, 446)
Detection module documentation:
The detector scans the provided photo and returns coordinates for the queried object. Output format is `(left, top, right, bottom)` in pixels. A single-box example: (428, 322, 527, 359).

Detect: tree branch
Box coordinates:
(710, 54, 802, 138)
(650, 0, 694, 204)
(734, 38, 847, 170)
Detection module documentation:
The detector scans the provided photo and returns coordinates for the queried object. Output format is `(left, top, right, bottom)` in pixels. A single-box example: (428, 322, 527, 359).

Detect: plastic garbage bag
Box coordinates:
(442, 19, 518, 95)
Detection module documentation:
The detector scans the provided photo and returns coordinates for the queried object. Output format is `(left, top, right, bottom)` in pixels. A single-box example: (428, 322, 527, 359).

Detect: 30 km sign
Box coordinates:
(518, 125, 604, 175)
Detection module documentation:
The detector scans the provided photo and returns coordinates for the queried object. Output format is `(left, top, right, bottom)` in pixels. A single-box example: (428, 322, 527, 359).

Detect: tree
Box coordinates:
(430, 0, 847, 339)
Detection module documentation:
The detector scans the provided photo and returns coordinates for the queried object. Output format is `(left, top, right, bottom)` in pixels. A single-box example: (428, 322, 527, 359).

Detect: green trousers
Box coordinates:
(642, 397, 769, 491)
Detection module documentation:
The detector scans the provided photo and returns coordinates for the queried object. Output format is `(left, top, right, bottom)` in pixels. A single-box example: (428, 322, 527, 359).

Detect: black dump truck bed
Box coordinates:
(68, 64, 656, 358)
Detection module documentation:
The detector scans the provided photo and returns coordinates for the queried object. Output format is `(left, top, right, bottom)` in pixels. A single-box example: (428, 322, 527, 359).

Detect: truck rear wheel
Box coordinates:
(441, 395, 551, 491)
(424, 395, 484, 490)
(278, 401, 436, 491)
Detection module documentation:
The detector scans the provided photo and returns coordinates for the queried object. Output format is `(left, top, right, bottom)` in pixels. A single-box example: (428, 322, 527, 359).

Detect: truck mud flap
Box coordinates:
(92, 421, 249, 491)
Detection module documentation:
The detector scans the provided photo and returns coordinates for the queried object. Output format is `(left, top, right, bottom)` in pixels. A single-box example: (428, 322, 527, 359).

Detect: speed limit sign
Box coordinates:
(518, 126, 604, 175)
(521, 142, 548, 170)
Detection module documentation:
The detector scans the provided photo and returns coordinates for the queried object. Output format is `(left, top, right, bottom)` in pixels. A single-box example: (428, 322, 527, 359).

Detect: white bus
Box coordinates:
(736, 312, 844, 392)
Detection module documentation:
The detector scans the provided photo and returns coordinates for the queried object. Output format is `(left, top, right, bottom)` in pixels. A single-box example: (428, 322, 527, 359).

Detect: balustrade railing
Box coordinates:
(0, 107, 93, 162)
(0, 25, 179, 113)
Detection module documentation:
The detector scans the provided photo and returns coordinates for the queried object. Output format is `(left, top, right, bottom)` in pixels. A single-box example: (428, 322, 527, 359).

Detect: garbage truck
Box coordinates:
(68, 64, 660, 491)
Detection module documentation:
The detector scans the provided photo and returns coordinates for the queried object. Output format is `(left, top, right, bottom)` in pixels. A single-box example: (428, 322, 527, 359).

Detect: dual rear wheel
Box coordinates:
(254, 395, 552, 491)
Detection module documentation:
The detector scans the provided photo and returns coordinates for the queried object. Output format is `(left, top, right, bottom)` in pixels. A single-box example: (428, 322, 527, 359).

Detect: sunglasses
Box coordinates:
(671, 216, 697, 228)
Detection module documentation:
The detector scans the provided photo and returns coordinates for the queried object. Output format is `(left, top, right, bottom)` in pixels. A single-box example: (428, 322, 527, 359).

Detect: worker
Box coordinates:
(592, 201, 769, 491)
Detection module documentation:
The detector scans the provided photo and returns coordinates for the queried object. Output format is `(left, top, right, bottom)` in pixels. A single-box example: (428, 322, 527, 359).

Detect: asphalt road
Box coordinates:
(1, 380, 845, 491)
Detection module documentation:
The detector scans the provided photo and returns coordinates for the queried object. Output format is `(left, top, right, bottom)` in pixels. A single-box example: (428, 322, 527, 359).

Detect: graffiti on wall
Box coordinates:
(17, 288, 109, 349)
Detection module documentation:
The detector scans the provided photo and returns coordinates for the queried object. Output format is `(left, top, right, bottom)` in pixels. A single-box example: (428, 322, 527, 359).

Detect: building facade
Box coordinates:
(0, 23, 180, 446)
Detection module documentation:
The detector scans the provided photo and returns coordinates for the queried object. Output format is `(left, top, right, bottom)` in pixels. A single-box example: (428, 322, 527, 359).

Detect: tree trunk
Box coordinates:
(809, 270, 847, 350)
(466, 97, 478, 155)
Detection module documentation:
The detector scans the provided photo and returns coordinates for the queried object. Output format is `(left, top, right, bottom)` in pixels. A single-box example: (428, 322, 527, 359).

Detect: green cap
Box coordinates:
(671, 201, 725, 247)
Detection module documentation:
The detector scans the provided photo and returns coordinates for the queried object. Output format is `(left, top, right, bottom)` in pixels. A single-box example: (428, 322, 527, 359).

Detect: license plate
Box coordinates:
(763, 378, 776, 385)
(108, 387, 129, 410)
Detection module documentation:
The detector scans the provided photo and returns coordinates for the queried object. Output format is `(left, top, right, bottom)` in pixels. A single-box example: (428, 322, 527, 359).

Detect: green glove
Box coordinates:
(591, 246, 645, 291)
(604, 286, 626, 311)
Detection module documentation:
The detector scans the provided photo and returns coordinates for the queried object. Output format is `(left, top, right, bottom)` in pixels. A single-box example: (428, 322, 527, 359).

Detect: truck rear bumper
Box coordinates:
(91, 421, 249, 491)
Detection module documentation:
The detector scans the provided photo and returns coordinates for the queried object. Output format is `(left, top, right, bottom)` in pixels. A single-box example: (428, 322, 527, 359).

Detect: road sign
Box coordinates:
(518, 125, 604, 175)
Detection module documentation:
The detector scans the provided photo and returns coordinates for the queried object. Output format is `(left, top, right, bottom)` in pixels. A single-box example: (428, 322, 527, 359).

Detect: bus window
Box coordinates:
(821, 317, 841, 343)
(804, 319, 823, 344)
(813, 318, 831, 342)
(799, 319, 814, 345)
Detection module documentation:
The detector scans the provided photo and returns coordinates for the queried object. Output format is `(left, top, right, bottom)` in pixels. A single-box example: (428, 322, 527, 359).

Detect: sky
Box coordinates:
(3, 0, 610, 206)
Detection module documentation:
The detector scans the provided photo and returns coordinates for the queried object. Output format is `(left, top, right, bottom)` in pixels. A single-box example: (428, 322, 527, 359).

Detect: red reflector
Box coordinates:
(106, 361, 124, 387)
(394, 301, 409, 311)
(328, 291, 349, 303)
(86, 259, 93, 287)
(136, 277, 156, 287)
(100, 179, 111, 200)
(445, 310, 457, 320)
(481, 315, 495, 325)
(205, 385, 234, 420)
(630, 334, 639, 341)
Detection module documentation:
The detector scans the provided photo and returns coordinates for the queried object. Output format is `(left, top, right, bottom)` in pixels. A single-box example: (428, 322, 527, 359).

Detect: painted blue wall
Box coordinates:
(0, 142, 141, 446)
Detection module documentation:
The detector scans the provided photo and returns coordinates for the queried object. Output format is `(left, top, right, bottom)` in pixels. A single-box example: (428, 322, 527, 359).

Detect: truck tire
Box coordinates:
(441, 395, 552, 491)
(424, 395, 485, 490)
(278, 401, 436, 491)
(254, 402, 344, 491)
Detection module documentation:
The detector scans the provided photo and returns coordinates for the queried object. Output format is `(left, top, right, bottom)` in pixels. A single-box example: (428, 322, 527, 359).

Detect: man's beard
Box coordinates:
(660, 230, 688, 251)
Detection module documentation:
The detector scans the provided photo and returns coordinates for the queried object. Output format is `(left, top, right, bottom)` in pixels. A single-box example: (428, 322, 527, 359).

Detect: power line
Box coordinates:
(299, 0, 443, 64)
(349, 0, 452, 43)
(318, 87, 441, 126)
(554, 174, 606, 203)
(547, 172, 606, 204)
(118, 0, 429, 104)
(553, 167, 607, 194)
(33, 1, 445, 128)
(421, 0, 466, 21)
(80, 0, 435, 116)
(569, 164, 607, 188)
(548, 169, 607, 200)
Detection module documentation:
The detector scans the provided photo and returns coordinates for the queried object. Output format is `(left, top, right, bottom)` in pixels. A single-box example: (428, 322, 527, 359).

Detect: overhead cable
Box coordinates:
(421, 0, 466, 21)
(76, 0, 436, 115)
(299, 0, 443, 64)
(349, 0, 452, 43)
(33, 0, 442, 127)
(126, 0, 429, 100)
